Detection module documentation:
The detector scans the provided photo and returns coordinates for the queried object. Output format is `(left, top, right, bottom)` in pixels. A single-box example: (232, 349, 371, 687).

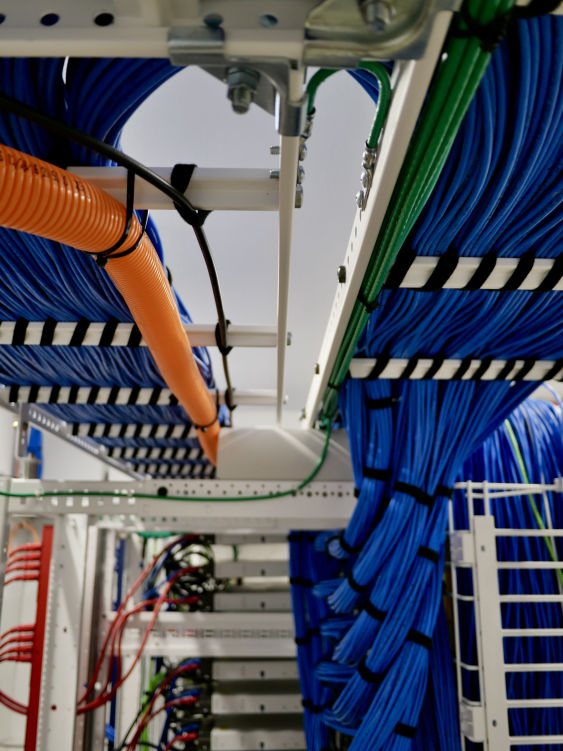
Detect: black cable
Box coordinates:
(0, 91, 235, 420)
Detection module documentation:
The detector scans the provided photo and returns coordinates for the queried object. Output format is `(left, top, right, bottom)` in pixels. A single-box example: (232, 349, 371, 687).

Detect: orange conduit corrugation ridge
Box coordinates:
(0, 145, 219, 464)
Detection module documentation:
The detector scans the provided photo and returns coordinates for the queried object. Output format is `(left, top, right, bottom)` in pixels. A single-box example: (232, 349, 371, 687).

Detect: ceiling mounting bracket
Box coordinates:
(168, 26, 305, 136)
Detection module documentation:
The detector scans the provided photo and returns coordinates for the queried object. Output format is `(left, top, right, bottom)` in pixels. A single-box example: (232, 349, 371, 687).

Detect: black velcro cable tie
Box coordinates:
(420, 247, 458, 292)
(394, 722, 418, 739)
(383, 246, 417, 289)
(436, 484, 453, 498)
(364, 466, 391, 482)
(127, 385, 140, 405)
(407, 629, 432, 650)
(68, 384, 79, 404)
(418, 545, 439, 563)
(357, 289, 380, 314)
(163, 424, 174, 438)
(12, 317, 29, 346)
(455, 5, 514, 54)
(302, 699, 327, 714)
(69, 318, 90, 347)
(368, 352, 391, 380)
(536, 254, 563, 292)
(215, 320, 232, 357)
(87, 386, 100, 405)
(99, 318, 119, 347)
(39, 317, 56, 346)
(514, 0, 561, 19)
(464, 250, 497, 291)
(394, 481, 433, 509)
(28, 384, 39, 403)
(107, 385, 120, 406)
(339, 533, 362, 555)
(503, 249, 535, 291)
(495, 357, 517, 381)
(400, 356, 419, 380)
(544, 359, 563, 381)
(289, 577, 313, 587)
(127, 324, 142, 348)
(71, 424, 79, 436)
(354, 487, 361, 498)
(48, 384, 60, 404)
(364, 600, 386, 621)
(133, 423, 143, 439)
(452, 356, 472, 380)
(103, 423, 112, 437)
(357, 656, 383, 685)
(168, 393, 179, 406)
(149, 386, 162, 406)
(8, 384, 19, 403)
(423, 354, 445, 380)
(366, 396, 397, 410)
(347, 570, 370, 594)
(511, 359, 536, 381)
(88, 424, 97, 437)
(471, 356, 493, 381)
(170, 163, 210, 228)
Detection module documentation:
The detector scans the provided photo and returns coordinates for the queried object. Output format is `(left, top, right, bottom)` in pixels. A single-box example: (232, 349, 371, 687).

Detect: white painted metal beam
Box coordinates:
(69, 167, 280, 212)
(303, 12, 454, 427)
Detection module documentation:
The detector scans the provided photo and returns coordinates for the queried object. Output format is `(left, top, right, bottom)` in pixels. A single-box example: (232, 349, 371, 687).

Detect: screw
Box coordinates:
(227, 67, 260, 115)
(337, 265, 347, 283)
(356, 190, 367, 210)
(287, 332, 292, 346)
(358, 0, 395, 31)
(270, 145, 280, 155)
(269, 169, 280, 180)
(295, 185, 304, 209)
(296, 166, 305, 184)
(315, 363, 320, 375)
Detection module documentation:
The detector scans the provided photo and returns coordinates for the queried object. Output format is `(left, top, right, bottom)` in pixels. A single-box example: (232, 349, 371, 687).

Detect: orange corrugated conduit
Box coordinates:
(0, 144, 219, 464)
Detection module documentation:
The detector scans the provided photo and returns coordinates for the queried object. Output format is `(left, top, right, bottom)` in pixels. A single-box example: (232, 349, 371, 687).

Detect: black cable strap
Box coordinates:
(170, 164, 210, 227)
(12, 317, 28, 346)
(103, 423, 112, 437)
(69, 318, 89, 347)
(8, 384, 18, 402)
(436, 484, 453, 498)
(364, 600, 386, 621)
(452, 356, 472, 380)
(471, 356, 493, 381)
(418, 545, 439, 563)
(354, 487, 361, 498)
(364, 467, 391, 482)
(400, 356, 419, 380)
(368, 351, 391, 380)
(421, 247, 458, 291)
(302, 700, 327, 714)
(495, 357, 517, 381)
(68, 384, 79, 404)
(464, 250, 497, 291)
(366, 396, 397, 410)
(99, 317, 119, 347)
(394, 722, 418, 739)
(503, 249, 536, 291)
(384, 247, 417, 289)
(28, 384, 39, 403)
(407, 629, 432, 650)
(347, 570, 370, 594)
(133, 423, 143, 439)
(511, 359, 536, 381)
(107, 385, 120, 406)
(290, 577, 313, 587)
(87, 386, 99, 405)
(48, 384, 60, 404)
(127, 385, 140, 405)
(357, 656, 383, 685)
(87, 424, 96, 437)
(127, 324, 142, 348)
(537, 254, 563, 292)
(149, 386, 162, 406)
(357, 289, 380, 314)
(394, 481, 434, 509)
(215, 320, 232, 357)
(423, 354, 445, 380)
(339, 533, 362, 556)
(39, 317, 56, 346)
(168, 393, 179, 406)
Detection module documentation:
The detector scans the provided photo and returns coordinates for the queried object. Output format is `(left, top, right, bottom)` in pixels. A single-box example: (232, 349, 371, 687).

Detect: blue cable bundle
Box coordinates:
(455, 397, 563, 750)
(0, 57, 218, 474)
(291, 14, 562, 750)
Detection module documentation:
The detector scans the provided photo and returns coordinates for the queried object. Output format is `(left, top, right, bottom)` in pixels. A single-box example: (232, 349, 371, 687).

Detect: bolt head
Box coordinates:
(337, 265, 347, 283)
(270, 145, 281, 155)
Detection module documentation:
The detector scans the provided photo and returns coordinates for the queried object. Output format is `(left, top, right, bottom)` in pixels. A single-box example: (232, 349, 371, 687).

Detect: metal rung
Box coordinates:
(505, 663, 563, 673)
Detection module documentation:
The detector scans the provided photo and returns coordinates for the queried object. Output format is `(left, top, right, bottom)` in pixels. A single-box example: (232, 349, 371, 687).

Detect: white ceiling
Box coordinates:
(122, 65, 376, 427)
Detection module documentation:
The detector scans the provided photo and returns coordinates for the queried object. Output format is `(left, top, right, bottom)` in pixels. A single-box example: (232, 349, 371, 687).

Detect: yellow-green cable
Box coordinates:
(0, 421, 333, 504)
(504, 419, 563, 589)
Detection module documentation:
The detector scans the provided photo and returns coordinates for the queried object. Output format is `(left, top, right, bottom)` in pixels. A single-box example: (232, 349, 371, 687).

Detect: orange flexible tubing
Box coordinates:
(0, 145, 219, 463)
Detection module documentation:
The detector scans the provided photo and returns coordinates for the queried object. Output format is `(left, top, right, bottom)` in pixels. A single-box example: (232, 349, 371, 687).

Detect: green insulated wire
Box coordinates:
(358, 62, 391, 148)
(0, 421, 333, 504)
(504, 420, 563, 589)
(319, 0, 516, 422)
(306, 69, 338, 114)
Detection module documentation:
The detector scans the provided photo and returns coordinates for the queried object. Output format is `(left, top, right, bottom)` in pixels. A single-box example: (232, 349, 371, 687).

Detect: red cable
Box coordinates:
(77, 589, 199, 714)
(77, 535, 197, 706)
(0, 690, 28, 715)
(6, 553, 40, 565)
(163, 731, 198, 751)
(5, 562, 41, 574)
(127, 696, 199, 750)
(0, 632, 34, 648)
(4, 574, 39, 585)
(0, 624, 35, 638)
(8, 543, 41, 556)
